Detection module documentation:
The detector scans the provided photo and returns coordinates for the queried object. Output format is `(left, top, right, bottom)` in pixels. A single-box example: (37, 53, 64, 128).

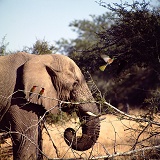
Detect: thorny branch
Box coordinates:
(2, 89, 160, 127)
(4, 131, 49, 159)
(110, 121, 117, 154)
(43, 121, 60, 158)
(48, 145, 160, 160)
(90, 144, 160, 160)
(103, 101, 160, 126)
(130, 122, 151, 150)
(0, 88, 160, 159)
(19, 88, 160, 126)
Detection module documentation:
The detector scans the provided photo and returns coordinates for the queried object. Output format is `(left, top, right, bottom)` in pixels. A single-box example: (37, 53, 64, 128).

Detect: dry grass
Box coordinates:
(42, 109, 160, 159)
(1, 109, 160, 159)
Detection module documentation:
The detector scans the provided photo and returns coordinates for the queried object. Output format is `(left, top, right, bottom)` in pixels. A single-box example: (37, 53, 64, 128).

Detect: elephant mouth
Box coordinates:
(60, 103, 76, 115)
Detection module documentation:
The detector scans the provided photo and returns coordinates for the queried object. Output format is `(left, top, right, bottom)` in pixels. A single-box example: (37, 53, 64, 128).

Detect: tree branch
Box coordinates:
(43, 121, 60, 158)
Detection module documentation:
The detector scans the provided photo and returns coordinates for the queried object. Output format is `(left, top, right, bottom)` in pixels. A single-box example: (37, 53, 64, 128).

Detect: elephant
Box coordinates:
(0, 52, 100, 159)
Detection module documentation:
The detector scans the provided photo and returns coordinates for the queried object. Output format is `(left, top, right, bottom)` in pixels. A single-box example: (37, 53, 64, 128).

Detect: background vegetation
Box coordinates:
(57, 0, 160, 112)
(1, 0, 160, 159)
(1, 1, 159, 111)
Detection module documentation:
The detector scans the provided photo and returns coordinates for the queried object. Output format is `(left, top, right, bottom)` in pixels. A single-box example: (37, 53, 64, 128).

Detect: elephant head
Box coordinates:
(22, 53, 100, 151)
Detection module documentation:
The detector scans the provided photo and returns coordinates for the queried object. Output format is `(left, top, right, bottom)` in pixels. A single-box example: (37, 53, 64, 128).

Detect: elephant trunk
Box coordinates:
(64, 103, 100, 151)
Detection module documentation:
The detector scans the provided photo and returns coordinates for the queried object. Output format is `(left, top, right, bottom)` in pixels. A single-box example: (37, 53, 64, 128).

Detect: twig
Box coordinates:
(48, 144, 160, 160)
(131, 122, 151, 150)
(103, 101, 160, 126)
(43, 122, 60, 158)
(90, 144, 160, 160)
(25, 104, 59, 132)
(7, 131, 48, 159)
(88, 146, 94, 159)
(110, 121, 117, 154)
(3, 89, 160, 127)
(1, 88, 160, 160)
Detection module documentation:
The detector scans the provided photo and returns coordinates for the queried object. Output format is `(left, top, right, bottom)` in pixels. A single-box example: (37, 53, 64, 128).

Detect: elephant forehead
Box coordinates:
(47, 54, 82, 77)
(30, 54, 74, 71)
(50, 54, 79, 68)
(25, 54, 83, 81)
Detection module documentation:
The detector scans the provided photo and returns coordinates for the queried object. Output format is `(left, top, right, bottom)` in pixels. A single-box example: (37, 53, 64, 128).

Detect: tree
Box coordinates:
(23, 39, 57, 55)
(94, 1, 160, 107)
(56, 1, 160, 108)
(0, 36, 9, 56)
(56, 13, 113, 60)
(97, 1, 160, 73)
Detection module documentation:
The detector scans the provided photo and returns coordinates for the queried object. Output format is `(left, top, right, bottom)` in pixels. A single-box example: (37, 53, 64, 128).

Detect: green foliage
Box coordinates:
(98, 1, 160, 73)
(23, 39, 57, 55)
(56, 1, 160, 108)
(45, 112, 63, 124)
(0, 36, 9, 56)
(95, 1, 160, 107)
(56, 13, 113, 56)
(45, 111, 77, 125)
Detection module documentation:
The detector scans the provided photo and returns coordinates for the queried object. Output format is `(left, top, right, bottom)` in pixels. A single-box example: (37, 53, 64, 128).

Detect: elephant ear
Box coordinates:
(22, 57, 59, 114)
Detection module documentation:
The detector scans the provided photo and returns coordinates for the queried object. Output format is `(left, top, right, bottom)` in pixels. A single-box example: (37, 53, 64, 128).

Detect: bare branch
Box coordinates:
(90, 144, 160, 160)
(43, 122, 60, 158)
(131, 122, 151, 150)
(103, 101, 160, 126)
(6, 131, 49, 159)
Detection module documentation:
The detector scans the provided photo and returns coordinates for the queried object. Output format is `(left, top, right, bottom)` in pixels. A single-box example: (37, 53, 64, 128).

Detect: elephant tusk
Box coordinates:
(86, 111, 97, 117)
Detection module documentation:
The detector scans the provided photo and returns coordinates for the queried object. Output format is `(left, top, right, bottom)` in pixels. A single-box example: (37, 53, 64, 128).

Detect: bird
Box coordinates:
(38, 87, 45, 99)
(28, 86, 38, 101)
(99, 54, 114, 71)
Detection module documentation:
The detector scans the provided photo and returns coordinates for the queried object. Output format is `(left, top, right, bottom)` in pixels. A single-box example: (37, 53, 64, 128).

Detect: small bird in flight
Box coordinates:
(99, 54, 114, 71)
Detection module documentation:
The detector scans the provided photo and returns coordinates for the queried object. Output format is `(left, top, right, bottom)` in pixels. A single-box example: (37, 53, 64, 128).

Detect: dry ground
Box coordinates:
(1, 109, 160, 159)
(42, 109, 160, 159)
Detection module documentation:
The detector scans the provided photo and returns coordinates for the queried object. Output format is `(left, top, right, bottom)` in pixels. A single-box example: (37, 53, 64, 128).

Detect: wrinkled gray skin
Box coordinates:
(0, 52, 100, 160)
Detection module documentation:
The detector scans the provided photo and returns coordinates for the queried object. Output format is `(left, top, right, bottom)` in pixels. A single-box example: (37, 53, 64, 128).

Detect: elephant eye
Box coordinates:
(73, 80, 79, 89)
